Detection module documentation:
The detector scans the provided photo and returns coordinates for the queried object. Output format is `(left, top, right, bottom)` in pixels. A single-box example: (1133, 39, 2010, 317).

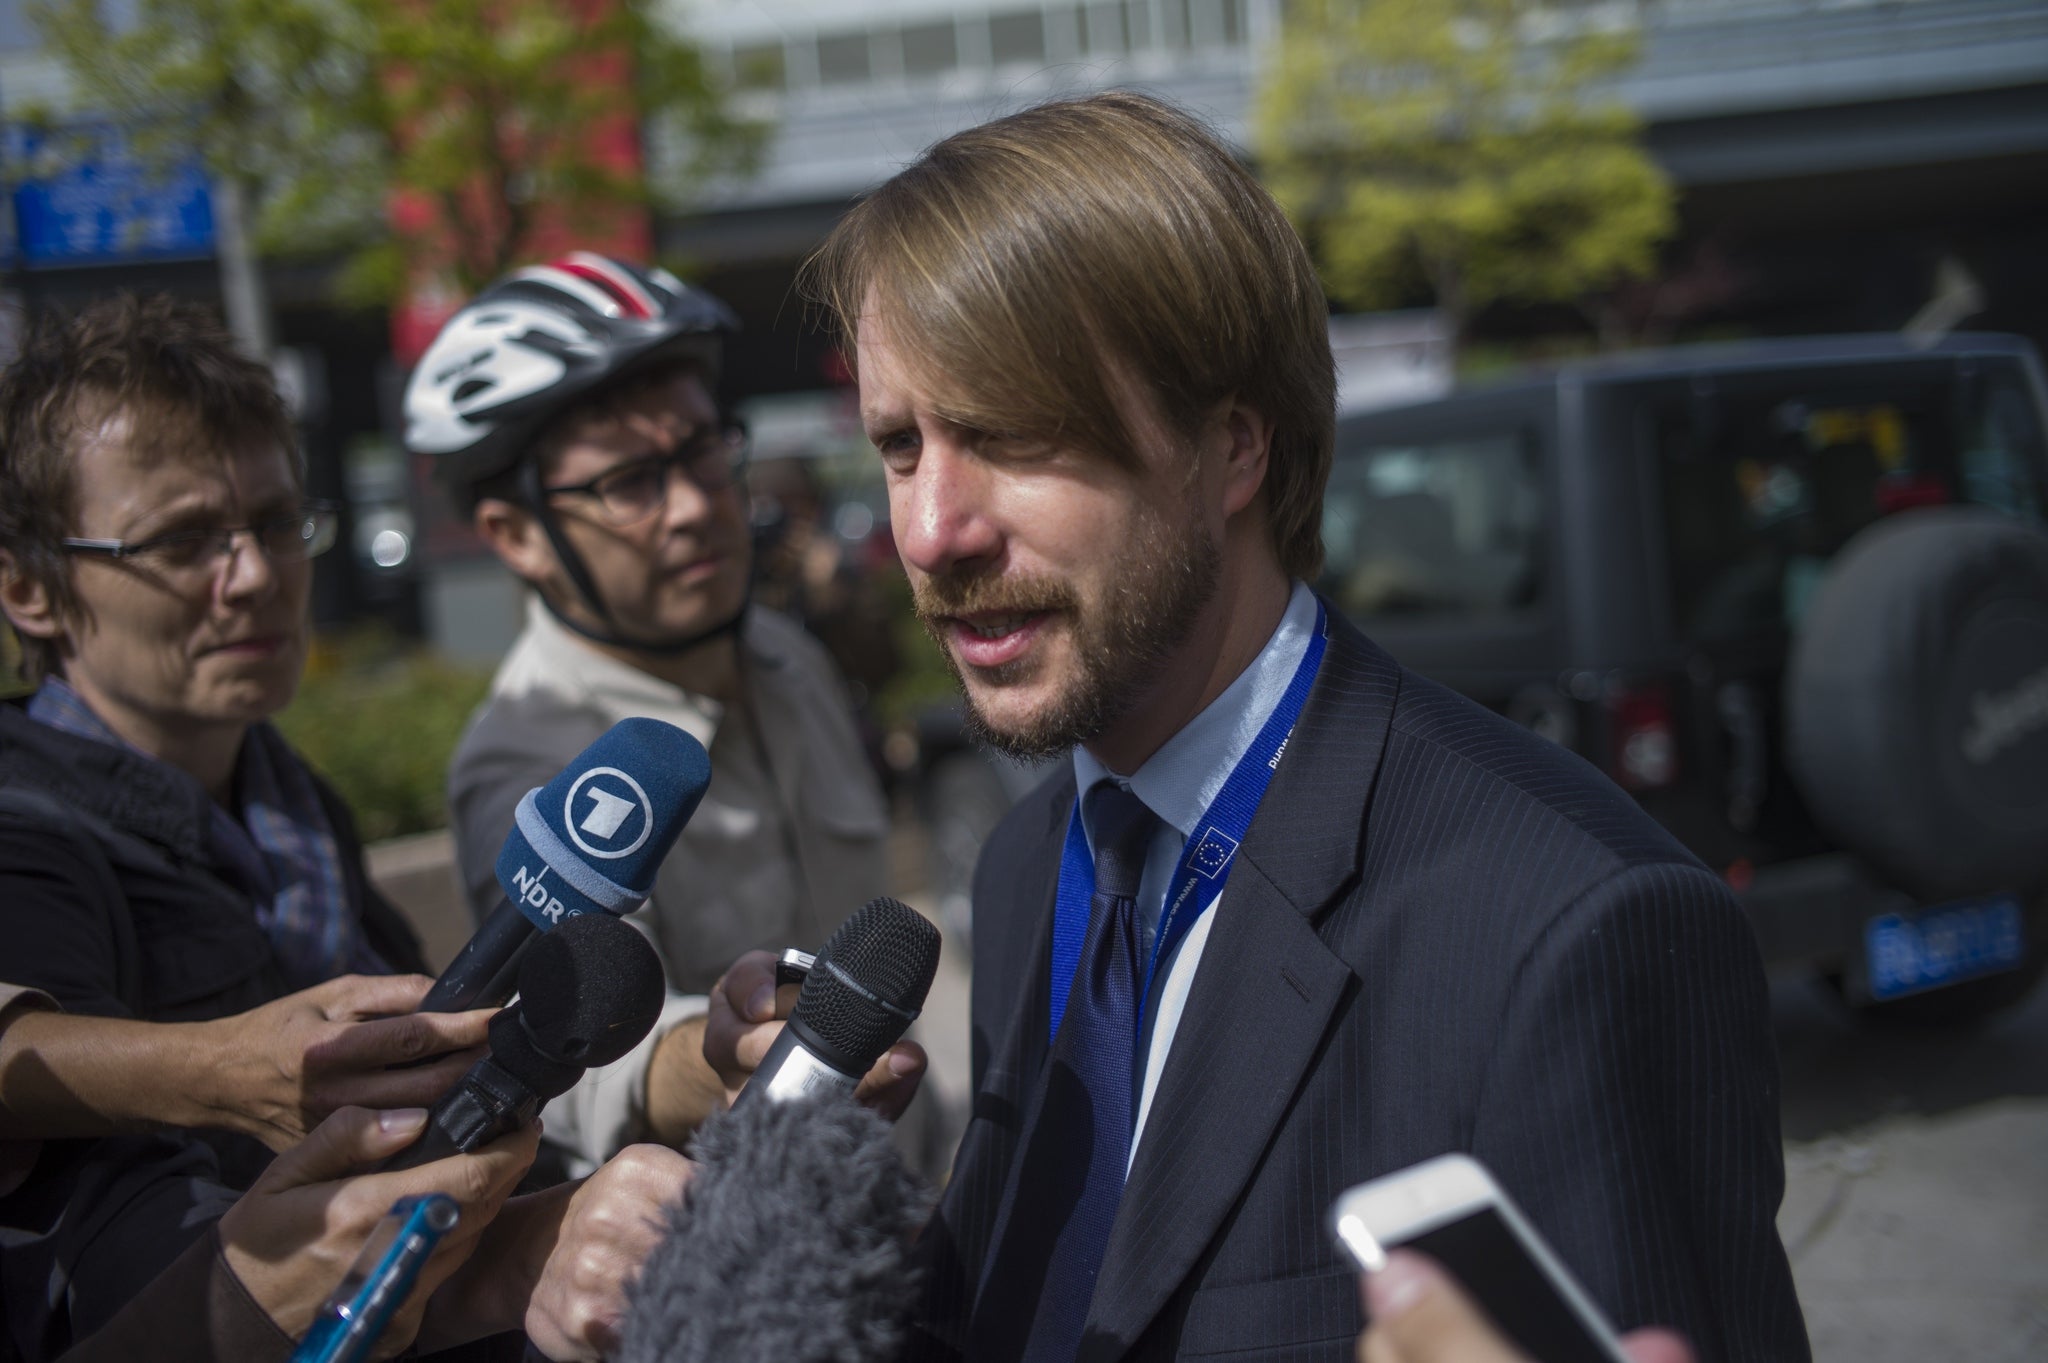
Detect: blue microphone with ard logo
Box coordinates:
(419, 717, 710, 1013)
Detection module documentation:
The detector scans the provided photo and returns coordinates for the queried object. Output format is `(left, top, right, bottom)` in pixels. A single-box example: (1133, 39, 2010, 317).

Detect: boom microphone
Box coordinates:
(384, 913, 666, 1170)
(421, 717, 710, 1012)
(738, 897, 942, 1108)
(615, 1097, 927, 1363)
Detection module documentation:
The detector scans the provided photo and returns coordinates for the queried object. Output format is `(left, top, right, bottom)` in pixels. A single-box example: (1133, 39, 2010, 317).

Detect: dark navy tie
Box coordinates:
(975, 782, 1159, 1363)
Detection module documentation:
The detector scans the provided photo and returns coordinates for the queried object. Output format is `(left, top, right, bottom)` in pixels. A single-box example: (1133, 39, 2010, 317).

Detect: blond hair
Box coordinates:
(806, 91, 1334, 579)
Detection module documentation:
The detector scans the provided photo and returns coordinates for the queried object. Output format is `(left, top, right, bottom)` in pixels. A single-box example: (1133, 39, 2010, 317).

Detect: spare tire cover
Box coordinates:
(1785, 506, 2048, 902)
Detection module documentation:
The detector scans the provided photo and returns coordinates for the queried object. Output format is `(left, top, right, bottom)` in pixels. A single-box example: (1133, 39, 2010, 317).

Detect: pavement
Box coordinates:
(1773, 970, 2048, 1362)
(1782, 1100, 2048, 1361)
(363, 827, 471, 968)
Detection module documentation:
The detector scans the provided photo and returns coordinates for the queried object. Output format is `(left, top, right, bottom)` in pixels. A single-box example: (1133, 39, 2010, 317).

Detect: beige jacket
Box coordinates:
(448, 598, 890, 1166)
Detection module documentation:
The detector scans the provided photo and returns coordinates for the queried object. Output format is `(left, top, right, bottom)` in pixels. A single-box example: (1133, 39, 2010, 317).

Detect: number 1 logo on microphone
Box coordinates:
(564, 767, 655, 861)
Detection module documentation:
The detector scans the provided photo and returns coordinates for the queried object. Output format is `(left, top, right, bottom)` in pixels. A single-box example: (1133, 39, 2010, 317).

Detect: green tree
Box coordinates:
(29, 0, 764, 312)
(1255, 0, 1674, 353)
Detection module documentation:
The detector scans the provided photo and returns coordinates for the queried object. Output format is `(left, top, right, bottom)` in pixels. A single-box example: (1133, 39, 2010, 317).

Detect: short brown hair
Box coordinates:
(0, 294, 297, 683)
(805, 91, 1335, 579)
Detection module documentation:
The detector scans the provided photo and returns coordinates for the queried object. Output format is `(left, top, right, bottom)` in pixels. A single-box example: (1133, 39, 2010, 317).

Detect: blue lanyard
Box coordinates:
(1048, 600, 1329, 1045)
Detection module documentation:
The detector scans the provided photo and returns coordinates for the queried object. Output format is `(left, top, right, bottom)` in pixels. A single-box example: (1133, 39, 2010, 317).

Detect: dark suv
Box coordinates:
(1323, 332, 2048, 1022)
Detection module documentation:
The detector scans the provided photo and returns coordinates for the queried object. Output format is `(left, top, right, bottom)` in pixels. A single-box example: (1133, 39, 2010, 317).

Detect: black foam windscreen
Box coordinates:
(484, 1006, 583, 1105)
(794, 897, 941, 1072)
(516, 912, 668, 1069)
(615, 1097, 928, 1363)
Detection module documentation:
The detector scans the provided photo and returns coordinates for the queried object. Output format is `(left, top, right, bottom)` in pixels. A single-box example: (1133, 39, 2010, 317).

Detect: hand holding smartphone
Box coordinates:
(1331, 1154, 1630, 1363)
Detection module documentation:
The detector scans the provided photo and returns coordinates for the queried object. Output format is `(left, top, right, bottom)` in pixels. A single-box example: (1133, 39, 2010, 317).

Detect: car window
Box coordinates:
(1657, 369, 2044, 642)
(1962, 373, 2047, 518)
(1319, 430, 1542, 618)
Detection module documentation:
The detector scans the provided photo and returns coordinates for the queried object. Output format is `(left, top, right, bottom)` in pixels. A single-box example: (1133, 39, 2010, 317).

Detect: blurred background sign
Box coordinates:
(3, 123, 213, 265)
(1329, 311, 1455, 415)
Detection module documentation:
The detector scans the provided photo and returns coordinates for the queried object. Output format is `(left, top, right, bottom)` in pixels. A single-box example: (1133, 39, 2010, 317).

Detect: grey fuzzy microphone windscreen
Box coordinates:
(615, 1096, 930, 1363)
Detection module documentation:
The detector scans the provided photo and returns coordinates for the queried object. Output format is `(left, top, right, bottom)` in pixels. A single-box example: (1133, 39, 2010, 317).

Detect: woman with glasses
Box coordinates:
(0, 295, 499, 1359)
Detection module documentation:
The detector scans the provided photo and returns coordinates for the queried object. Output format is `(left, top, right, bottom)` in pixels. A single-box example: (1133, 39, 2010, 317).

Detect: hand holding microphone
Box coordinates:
(221, 976, 495, 1149)
(383, 913, 668, 1172)
(211, 1106, 539, 1356)
(703, 897, 941, 1120)
(441, 904, 938, 1361)
(25, 942, 653, 1363)
(613, 1098, 927, 1363)
(523, 1142, 697, 1362)
(0, 973, 494, 1154)
(345, 913, 670, 1356)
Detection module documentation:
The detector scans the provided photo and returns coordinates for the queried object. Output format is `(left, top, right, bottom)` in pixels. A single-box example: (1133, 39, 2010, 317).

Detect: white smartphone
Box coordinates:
(1329, 1153, 1630, 1363)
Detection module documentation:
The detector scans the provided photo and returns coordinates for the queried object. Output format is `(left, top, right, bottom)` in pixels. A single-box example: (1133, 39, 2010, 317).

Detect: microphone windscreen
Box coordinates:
(485, 1006, 582, 1104)
(616, 1097, 928, 1363)
(496, 717, 711, 929)
(516, 913, 669, 1069)
(794, 897, 942, 1075)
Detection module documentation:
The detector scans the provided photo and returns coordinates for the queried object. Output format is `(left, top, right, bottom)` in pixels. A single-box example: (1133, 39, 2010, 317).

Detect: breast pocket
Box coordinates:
(648, 828, 796, 994)
(1178, 1270, 1361, 1361)
(791, 770, 889, 941)
(805, 806, 889, 904)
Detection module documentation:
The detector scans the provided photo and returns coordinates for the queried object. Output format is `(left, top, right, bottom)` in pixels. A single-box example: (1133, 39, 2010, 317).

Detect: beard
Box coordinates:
(912, 502, 1222, 761)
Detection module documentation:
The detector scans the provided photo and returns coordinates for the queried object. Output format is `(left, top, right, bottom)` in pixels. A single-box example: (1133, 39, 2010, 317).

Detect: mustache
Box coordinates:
(912, 570, 1077, 621)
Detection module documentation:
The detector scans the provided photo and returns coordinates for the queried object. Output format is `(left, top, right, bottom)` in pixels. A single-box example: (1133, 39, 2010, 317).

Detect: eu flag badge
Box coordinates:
(1189, 826, 1240, 878)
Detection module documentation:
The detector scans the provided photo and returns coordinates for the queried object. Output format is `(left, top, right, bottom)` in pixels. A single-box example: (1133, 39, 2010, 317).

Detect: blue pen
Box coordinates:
(288, 1193, 461, 1363)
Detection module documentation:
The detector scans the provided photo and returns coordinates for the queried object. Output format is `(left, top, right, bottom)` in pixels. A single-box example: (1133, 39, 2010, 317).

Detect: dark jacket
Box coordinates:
(53, 1229, 290, 1363)
(919, 606, 1807, 1362)
(49, 1226, 525, 1363)
(0, 699, 426, 1362)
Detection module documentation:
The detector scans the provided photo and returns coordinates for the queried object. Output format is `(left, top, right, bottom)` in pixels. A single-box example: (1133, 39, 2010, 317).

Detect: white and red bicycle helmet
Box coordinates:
(402, 253, 746, 652)
(404, 252, 738, 503)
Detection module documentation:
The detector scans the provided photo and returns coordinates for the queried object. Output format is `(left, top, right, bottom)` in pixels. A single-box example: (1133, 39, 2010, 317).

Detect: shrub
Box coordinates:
(871, 566, 959, 727)
(275, 629, 491, 842)
(2, 631, 26, 700)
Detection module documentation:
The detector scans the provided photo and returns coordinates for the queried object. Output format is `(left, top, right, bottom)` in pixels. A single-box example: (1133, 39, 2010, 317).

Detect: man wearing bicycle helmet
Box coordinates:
(405, 254, 915, 1168)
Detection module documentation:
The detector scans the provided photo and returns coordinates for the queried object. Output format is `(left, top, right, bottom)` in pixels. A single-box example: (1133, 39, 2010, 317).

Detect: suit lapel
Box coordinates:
(1079, 613, 1405, 1358)
(975, 770, 1074, 1095)
(942, 774, 1073, 1347)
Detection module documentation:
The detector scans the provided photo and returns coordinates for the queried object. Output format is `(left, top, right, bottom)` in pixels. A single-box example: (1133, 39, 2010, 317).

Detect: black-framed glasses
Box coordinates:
(62, 501, 340, 579)
(542, 423, 749, 526)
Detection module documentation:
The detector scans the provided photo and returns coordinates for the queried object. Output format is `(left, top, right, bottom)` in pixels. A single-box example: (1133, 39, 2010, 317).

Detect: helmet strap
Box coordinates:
(518, 458, 752, 658)
(533, 586, 749, 658)
(521, 459, 619, 627)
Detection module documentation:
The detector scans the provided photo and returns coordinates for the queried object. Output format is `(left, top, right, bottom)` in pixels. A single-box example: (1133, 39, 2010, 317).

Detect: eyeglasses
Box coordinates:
(62, 502, 341, 580)
(542, 424, 749, 526)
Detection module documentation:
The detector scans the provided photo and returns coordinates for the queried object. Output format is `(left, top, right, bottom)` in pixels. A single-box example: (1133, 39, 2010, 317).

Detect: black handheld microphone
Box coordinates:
(737, 897, 942, 1108)
(421, 717, 710, 1012)
(615, 1096, 927, 1363)
(384, 913, 666, 1171)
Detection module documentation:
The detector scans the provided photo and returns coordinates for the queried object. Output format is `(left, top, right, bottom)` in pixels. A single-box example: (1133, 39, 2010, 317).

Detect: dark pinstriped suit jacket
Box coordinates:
(912, 606, 1808, 1363)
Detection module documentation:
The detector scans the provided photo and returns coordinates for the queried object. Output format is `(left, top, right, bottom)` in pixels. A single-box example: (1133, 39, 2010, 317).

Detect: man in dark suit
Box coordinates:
(798, 92, 1807, 1362)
